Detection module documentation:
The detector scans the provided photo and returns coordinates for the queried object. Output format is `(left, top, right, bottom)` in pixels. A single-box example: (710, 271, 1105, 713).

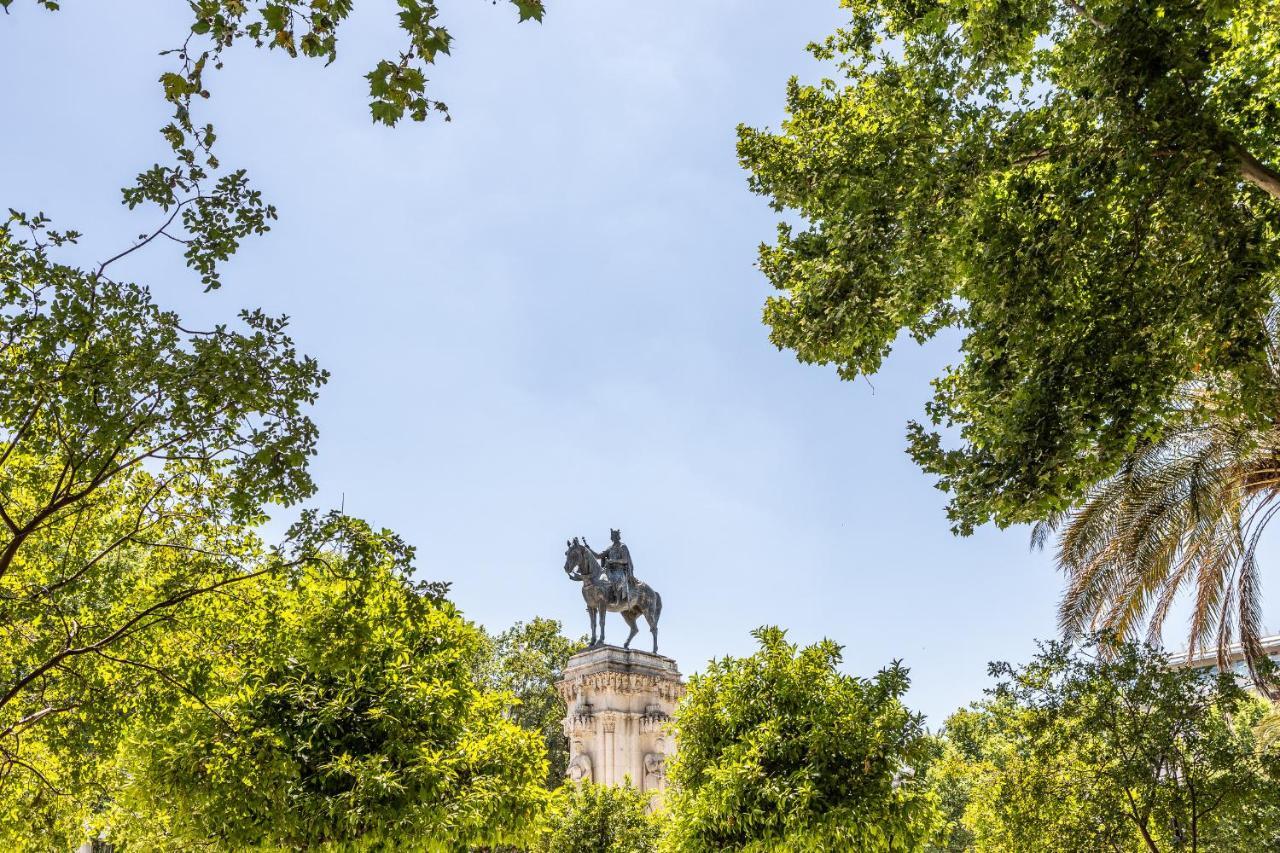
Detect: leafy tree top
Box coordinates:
(932, 636, 1280, 851)
(480, 617, 586, 788)
(537, 782, 660, 853)
(740, 0, 1280, 532)
(92, 539, 549, 849)
(664, 627, 942, 852)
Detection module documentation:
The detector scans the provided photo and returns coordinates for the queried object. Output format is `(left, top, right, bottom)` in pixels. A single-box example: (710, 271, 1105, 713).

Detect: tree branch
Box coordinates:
(0, 560, 297, 712)
(91, 649, 233, 730)
(96, 197, 195, 278)
(1233, 143, 1280, 201)
(1062, 0, 1107, 32)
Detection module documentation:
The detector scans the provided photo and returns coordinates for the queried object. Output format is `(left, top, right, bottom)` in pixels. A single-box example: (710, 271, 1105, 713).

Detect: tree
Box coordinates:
(0, 0, 550, 819)
(931, 637, 1280, 851)
(481, 618, 585, 788)
(739, 0, 1280, 533)
(1032, 319, 1280, 688)
(0, 214, 329, 807)
(80, 523, 548, 850)
(536, 782, 660, 853)
(664, 627, 942, 852)
(931, 697, 1129, 851)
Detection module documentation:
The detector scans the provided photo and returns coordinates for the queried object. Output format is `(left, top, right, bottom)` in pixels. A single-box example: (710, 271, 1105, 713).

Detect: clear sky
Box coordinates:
(4, 1, 1273, 725)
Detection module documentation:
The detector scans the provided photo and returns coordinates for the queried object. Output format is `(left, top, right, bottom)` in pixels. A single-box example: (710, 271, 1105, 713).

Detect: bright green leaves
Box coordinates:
(0, 214, 326, 816)
(664, 627, 943, 852)
(362, 0, 453, 125)
(933, 638, 1280, 850)
(913, 146, 1275, 531)
(743, 0, 1280, 533)
(480, 617, 585, 788)
(538, 782, 660, 853)
(396, 0, 452, 61)
(121, 167, 278, 291)
(363, 0, 541, 126)
(0, 214, 325, 520)
(93, 543, 549, 849)
(0, 0, 552, 835)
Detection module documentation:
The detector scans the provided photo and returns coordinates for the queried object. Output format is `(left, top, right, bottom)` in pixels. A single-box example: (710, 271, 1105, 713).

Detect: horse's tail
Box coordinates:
(650, 588, 662, 626)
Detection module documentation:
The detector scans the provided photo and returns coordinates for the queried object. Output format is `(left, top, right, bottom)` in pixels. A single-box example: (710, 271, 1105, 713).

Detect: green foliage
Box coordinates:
(90, 536, 548, 849)
(0, 1, 552, 845)
(740, 0, 1280, 533)
(0, 213, 328, 823)
(664, 627, 942, 852)
(537, 782, 661, 853)
(931, 637, 1280, 851)
(1032, 328, 1280, 689)
(481, 618, 585, 788)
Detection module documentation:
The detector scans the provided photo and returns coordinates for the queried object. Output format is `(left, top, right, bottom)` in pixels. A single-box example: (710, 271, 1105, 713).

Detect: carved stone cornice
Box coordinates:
(565, 712, 595, 733)
(639, 712, 670, 733)
(557, 644, 685, 792)
(560, 671, 685, 703)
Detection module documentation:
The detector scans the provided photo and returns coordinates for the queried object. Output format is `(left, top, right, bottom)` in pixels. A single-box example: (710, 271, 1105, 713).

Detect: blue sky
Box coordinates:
(4, 1, 1270, 724)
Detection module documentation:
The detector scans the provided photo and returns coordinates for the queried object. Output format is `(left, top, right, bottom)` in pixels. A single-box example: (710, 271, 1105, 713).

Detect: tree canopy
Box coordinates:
(536, 782, 660, 853)
(0, 215, 328, 805)
(931, 637, 1280, 851)
(664, 627, 942, 852)
(740, 0, 1280, 533)
(3, 520, 551, 850)
(480, 617, 585, 788)
(0, 0, 553, 834)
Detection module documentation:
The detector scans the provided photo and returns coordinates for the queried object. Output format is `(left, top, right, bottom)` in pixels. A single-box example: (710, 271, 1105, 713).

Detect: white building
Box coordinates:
(1167, 633, 1280, 690)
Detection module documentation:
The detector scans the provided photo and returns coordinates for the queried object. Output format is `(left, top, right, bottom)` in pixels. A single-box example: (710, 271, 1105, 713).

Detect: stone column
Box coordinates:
(557, 645, 684, 804)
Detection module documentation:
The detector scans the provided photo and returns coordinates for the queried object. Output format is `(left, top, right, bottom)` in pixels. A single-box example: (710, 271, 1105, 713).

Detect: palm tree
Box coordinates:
(1032, 317, 1280, 695)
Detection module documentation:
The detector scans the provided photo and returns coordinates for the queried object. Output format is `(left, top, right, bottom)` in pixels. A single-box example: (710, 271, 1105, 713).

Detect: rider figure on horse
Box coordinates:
(592, 528, 635, 607)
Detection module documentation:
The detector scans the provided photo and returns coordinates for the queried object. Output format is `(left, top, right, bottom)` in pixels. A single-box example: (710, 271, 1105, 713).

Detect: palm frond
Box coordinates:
(1045, 337, 1280, 694)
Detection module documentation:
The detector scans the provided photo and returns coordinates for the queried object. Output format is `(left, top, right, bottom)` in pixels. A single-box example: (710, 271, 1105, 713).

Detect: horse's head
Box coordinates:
(564, 537, 602, 582)
(564, 538, 586, 580)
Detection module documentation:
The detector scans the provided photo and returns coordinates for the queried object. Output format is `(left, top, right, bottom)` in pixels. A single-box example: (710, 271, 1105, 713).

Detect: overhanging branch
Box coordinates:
(1233, 143, 1280, 200)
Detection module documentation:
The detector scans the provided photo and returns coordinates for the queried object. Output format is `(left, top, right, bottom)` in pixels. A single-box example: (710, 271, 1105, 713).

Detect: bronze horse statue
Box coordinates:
(563, 537, 662, 653)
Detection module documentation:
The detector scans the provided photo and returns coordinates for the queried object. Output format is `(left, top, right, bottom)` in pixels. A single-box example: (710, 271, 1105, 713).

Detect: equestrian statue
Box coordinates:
(563, 529, 663, 653)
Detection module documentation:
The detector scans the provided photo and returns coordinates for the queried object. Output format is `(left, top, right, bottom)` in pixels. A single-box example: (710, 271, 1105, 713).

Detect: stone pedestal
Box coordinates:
(556, 645, 684, 801)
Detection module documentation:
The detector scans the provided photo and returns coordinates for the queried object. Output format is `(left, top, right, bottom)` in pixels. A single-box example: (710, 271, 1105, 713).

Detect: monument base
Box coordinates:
(556, 645, 684, 801)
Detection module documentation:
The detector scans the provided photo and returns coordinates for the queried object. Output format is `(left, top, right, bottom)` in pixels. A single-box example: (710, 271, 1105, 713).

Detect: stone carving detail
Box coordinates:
(557, 672, 685, 704)
(639, 711, 669, 733)
(643, 752, 666, 789)
(565, 699, 594, 733)
(556, 633, 683, 799)
(567, 750, 593, 784)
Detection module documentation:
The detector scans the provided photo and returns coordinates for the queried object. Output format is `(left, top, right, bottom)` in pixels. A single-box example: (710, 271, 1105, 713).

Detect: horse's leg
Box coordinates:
(646, 591, 661, 654)
(621, 610, 639, 649)
(598, 608, 606, 646)
(582, 584, 595, 646)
